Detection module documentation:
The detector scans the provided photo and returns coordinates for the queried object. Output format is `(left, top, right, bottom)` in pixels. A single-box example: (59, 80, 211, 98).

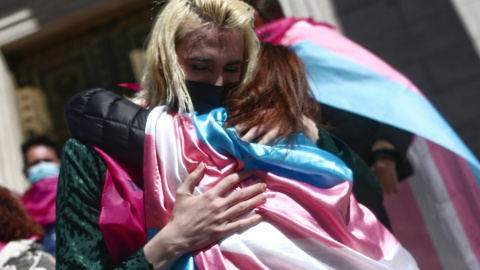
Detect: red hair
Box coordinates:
(225, 42, 321, 145)
(0, 186, 45, 242)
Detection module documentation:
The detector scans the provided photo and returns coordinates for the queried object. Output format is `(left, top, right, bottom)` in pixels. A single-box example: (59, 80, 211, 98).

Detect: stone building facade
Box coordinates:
(0, 0, 153, 192)
(0, 0, 478, 216)
(333, 0, 480, 159)
(0, 0, 479, 269)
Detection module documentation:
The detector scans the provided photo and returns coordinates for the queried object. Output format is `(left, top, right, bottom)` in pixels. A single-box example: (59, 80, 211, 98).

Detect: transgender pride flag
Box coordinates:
(143, 106, 418, 269)
(256, 18, 480, 270)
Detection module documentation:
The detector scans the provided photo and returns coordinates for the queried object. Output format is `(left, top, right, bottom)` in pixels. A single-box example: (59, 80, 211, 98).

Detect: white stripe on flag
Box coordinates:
(407, 137, 480, 270)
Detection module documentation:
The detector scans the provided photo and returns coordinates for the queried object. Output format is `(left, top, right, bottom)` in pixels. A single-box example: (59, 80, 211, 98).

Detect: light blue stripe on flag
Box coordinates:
(192, 108, 353, 188)
(293, 40, 480, 171)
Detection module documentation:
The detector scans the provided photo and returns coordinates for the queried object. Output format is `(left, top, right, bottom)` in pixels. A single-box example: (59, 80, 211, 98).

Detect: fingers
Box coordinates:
(379, 175, 399, 195)
(241, 126, 260, 142)
(222, 190, 267, 219)
(301, 116, 320, 143)
(238, 125, 283, 145)
(224, 181, 267, 208)
(222, 213, 263, 235)
(371, 158, 400, 196)
(257, 126, 280, 145)
(208, 169, 253, 197)
(392, 178, 399, 194)
(382, 183, 393, 195)
(234, 123, 247, 134)
(178, 162, 205, 194)
(384, 175, 399, 195)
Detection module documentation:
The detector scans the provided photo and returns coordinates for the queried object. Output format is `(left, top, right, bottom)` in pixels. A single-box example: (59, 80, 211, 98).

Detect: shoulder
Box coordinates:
(316, 127, 342, 154)
(59, 139, 107, 199)
(65, 88, 149, 126)
(62, 139, 105, 171)
(65, 90, 149, 167)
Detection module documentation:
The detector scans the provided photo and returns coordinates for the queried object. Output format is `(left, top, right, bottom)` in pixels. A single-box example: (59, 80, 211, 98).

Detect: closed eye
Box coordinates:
(224, 66, 241, 73)
(191, 64, 210, 71)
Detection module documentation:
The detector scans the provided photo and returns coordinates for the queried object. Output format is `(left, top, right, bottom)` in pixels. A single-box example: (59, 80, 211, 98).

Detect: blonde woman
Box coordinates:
(57, 0, 274, 269)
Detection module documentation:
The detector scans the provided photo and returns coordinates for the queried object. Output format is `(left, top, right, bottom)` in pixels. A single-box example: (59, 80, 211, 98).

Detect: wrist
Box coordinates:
(144, 224, 189, 269)
(372, 149, 400, 166)
(374, 157, 396, 168)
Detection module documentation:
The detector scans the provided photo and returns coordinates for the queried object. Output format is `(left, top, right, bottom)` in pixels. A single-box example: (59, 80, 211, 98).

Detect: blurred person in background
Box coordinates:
(0, 185, 55, 269)
(57, 0, 267, 268)
(20, 135, 61, 256)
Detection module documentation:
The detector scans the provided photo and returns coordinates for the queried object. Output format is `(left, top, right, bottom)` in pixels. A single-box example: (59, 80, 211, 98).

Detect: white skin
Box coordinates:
(371, 140, 399, 194)
(176, 27, 245, 86)
(24, 145, 60, 172)
(144, 27, 267, 269)
(371, 158, 398, 194)
(177, 26, 320, 144)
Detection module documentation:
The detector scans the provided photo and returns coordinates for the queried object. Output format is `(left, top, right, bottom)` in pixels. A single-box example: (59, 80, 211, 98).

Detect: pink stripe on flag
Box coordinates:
(174, 115, 242, 189)
(427, 140, 480, 264)
(255, 170, 398, 260)
(143, 107, 418, 268)
(384, 181, 443, 270)
(172, 114, 398, 260)
(144, 134, 176, 229)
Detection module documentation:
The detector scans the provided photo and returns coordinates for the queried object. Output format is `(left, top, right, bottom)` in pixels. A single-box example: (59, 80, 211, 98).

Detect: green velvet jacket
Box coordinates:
(56, 139, 153, 269)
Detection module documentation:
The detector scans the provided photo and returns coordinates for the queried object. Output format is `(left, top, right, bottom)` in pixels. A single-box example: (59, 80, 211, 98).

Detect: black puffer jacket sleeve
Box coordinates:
(64, 89, 149, 168)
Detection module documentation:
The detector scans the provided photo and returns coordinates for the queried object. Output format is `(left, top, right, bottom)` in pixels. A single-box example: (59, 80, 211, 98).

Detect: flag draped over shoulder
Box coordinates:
(143, 106, 418, 270)
(256, 18, 480, 269)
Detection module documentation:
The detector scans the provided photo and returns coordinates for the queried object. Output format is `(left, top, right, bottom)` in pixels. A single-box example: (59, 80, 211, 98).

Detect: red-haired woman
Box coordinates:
(226, 43, 382, 210)
(225, 42, 321, 145)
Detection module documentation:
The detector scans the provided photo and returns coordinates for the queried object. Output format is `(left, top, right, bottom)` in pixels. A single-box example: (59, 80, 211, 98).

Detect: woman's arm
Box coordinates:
(57, 139, 266, 269)
(144, 163, 266, 269)
(56, 139, 153, 269)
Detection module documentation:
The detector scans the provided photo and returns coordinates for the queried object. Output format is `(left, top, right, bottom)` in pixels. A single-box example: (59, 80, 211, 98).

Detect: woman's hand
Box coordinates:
(301, 115, 320, 143)
(235, 115, 319, 145)
(370, 158, 399, 195)
(144, 163, 267, 269)
(236, 123, 282, 145)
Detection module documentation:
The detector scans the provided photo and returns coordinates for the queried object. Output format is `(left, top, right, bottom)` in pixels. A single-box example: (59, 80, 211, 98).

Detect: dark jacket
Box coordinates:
(65, 89, 149, 169)
(322, 104, 413, 180)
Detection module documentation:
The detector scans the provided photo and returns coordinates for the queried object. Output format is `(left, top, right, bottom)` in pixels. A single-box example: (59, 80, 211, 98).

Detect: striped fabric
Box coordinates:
(143, 106, 418, 269)
(256, 18, 480, 269)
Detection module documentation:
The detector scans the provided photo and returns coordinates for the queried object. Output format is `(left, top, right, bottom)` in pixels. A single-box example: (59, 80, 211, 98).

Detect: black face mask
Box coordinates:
(186, 80, 238, 115)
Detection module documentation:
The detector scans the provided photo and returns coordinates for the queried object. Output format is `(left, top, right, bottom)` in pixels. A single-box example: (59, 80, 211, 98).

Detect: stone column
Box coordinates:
(451, 0, 480, 58)
(0, 51, 27, 193)
(278, 0, 340, 27)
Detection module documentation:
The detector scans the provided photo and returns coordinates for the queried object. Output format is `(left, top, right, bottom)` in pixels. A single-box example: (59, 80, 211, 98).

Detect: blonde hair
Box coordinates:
(131, 0, 260, 113)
